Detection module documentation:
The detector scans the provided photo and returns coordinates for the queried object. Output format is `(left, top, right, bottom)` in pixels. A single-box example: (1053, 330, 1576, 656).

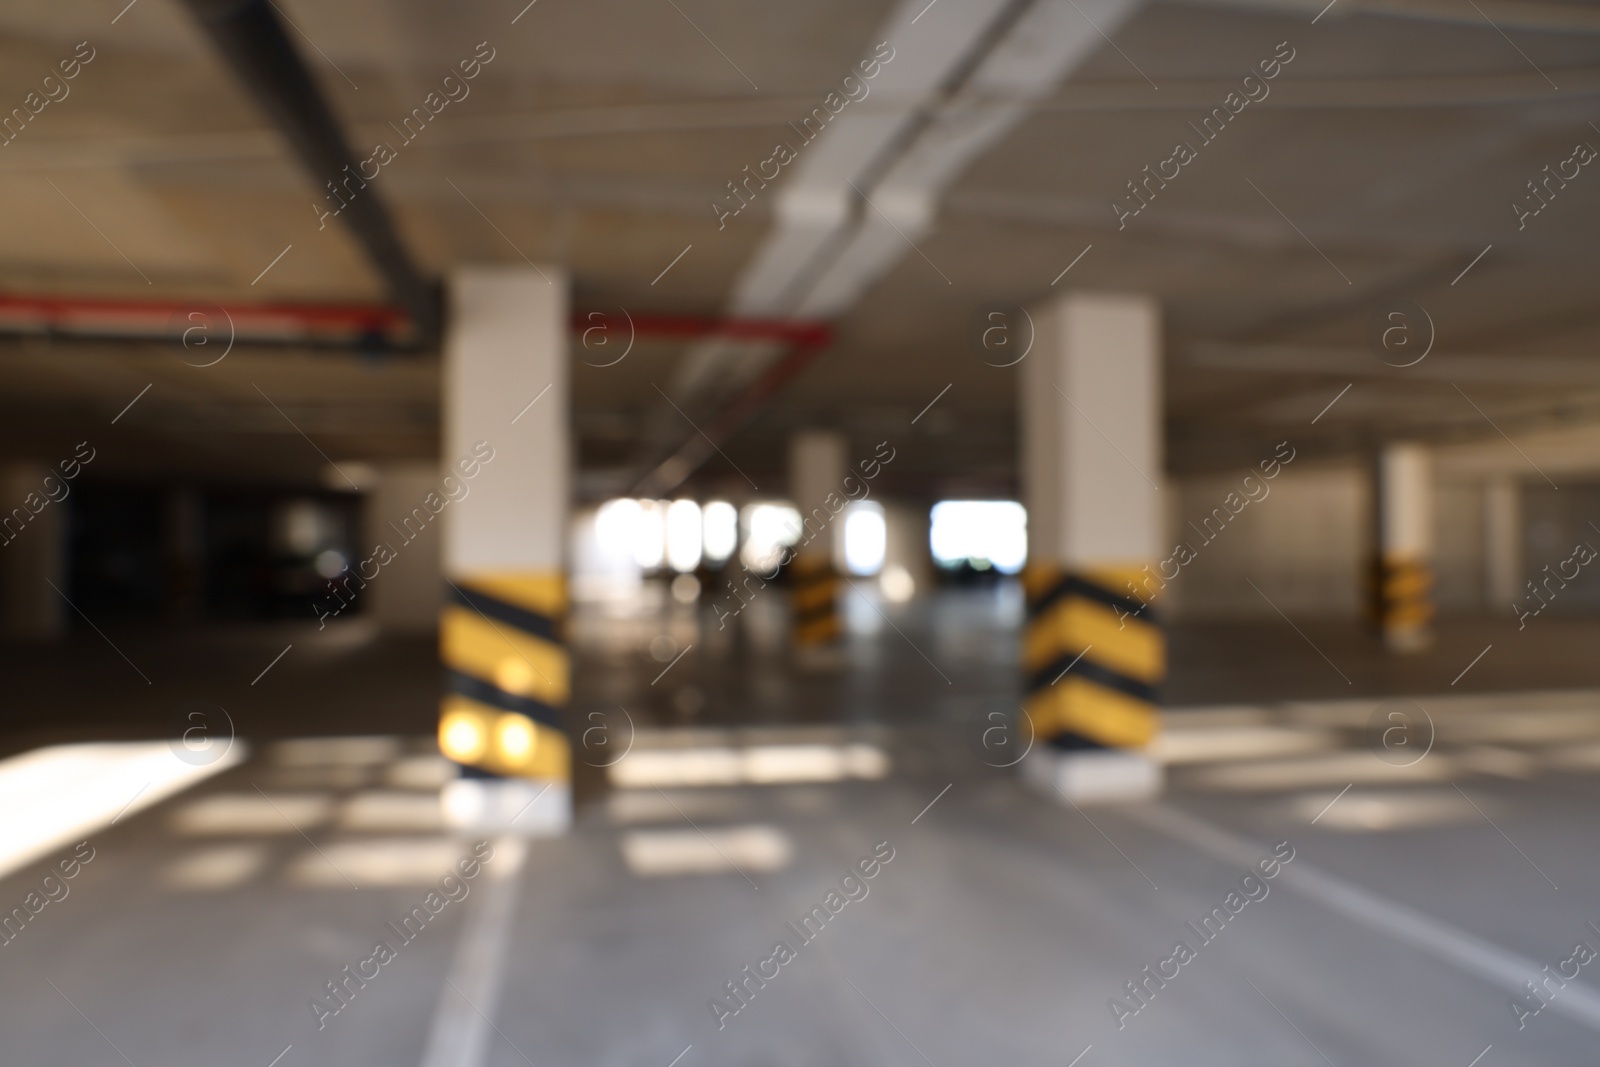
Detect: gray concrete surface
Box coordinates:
(3, 587, 1598, 1065)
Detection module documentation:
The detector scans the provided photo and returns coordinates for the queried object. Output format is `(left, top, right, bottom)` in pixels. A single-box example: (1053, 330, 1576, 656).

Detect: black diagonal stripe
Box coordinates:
(446, 670, 563, 729)
(1046, 732, 1109, 752)
(1026, 650, 1159, 704)
(449, 583, 558, 643)
(1027, 573, 1156, 625)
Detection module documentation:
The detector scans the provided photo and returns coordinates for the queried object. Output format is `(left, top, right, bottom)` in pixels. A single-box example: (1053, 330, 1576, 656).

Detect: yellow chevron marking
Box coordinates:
(457, 571, 567, 619)
(1024, 677, 1158, 749)
(1024, 596, 1163, 683)
(441, 605, 569, 705)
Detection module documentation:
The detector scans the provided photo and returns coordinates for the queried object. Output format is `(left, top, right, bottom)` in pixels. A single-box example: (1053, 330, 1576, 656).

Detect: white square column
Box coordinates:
(1019, 292, 1165, 803)
(437, 266, 573, 835)
(1374, 441, 1434, 652)
(788, 429, 847, 648)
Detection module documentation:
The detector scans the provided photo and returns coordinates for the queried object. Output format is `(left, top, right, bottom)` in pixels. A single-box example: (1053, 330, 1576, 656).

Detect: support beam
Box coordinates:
(1483, 475, 1521, 611)
(646, 0, 1135, 486)
(437, 267, 571, 834)
(1018, 292, 1164, 802)
(179, 0, 437, 338)
(1372, 442, 1435, 652)
(788, 430, 848, 651)
(1176, 0, 1600, 34)
(363, 462, 444, 633)
(0, 463, 66, 640)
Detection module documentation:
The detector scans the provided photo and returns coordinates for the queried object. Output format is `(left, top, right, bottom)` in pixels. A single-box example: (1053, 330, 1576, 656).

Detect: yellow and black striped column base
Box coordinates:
(437, 572, 571, 782)
(1370, 555, 1434, 652)
(1021, 564, 1163, 750)
(790, 556, 841, 647)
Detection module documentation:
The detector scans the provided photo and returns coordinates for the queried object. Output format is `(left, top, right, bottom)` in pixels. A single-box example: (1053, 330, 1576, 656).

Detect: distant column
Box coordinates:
(788, 430, 847, 649)
(165, 485, 204, 623)
(0, 463, 66, 640)
(1373, 442, 1435, 651)
(437, 266, 572, 834)
(1483, 475, 1521, 609)
(1019, 292, 1164, 803)
(364, 462, 443, 633)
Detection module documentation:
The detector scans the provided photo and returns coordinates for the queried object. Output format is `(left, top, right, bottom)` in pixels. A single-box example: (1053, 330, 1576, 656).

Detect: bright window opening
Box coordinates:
(665, 500, 702, 573)
(740, 503, 801, 572)
(929, 501, 1027, 574)
(843, 501, 886, 576)
(702, 501, 738, 564)
(634, 500, 667, 570)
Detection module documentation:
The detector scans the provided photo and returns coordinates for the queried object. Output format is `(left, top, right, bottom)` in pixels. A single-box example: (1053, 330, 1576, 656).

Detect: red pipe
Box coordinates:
(0, 292, 406, 337)
(0, 292, 832, 349)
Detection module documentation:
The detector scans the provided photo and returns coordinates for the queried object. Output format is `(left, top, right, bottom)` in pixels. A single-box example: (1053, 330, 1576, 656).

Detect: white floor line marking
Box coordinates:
(1066, 1043, 1092, 1066)
(1124, 803, 1600, 1032)
(665, 1044, 693, 1067)
(418, 836, 530, 1067)
(266, 1044, 293, 1067)
(1466, 1044, 1491, 1067)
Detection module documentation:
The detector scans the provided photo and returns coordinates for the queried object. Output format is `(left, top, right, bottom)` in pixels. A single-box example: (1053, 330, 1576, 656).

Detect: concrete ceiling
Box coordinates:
(2, 0, 1600, 494)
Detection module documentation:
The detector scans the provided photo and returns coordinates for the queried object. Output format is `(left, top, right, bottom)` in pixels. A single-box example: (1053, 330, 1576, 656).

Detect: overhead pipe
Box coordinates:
(0, 290, 828, 353)
(178, 0, 439, 341)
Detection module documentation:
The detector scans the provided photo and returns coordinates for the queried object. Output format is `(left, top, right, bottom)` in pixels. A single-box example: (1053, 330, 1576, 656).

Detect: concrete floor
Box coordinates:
(4, 585, 1600, 1065)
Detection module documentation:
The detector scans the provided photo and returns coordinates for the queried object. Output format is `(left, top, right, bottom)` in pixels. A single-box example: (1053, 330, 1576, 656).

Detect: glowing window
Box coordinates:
(665, 500, 703, 573)
(843, 501, 886, 576)
(635, 500, 667, 570)
(929, 501, 1027, 574)
(740, 503, 802, 572)
(702, 501, 738, 564)
(595, 499, 642, 563)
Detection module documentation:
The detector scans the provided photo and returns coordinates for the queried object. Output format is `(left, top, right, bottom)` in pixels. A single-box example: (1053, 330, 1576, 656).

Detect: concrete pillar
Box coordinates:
(363, 462, 444, 633)
(788, 430, 847, 648)
(879, 501, 931, 603)
(165, 486, 204, 623)
(437, 266, 571, 834)
(1018, 292, 1164, 803)
(1373, 442, 1435, 651)
(0, 463, 67, 639)
(1483, 475, 1521, 609)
